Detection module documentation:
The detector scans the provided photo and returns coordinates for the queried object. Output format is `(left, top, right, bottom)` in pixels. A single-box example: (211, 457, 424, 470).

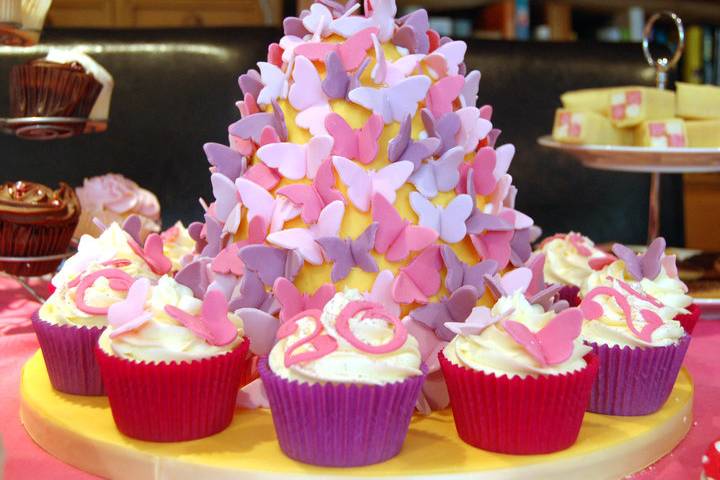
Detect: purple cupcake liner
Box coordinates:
(31, 310, 105, 395)
(587, 335, 690, 416)
(258, 357, 427, 467)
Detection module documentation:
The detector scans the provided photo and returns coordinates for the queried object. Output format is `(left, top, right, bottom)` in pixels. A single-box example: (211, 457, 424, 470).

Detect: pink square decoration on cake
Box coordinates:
(669, 134, 686, 147)
(649, 123, 666, 136)
(626, 90, 642, 105)
(611, 104, 625, 120)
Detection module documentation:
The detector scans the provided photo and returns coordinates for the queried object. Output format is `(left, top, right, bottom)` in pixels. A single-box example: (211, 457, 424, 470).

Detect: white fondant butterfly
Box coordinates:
(256, 135, 333, 180)
(409, 146, 465, 198)
(288, 56, 331, 136)
(332, 155, 414, 212)
(348, 75, 431, 124)
(409, 192, 473, 243)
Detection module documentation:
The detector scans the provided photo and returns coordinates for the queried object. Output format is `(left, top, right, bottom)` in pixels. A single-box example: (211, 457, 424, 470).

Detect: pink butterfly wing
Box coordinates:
(314, 157, 344, 206)
(201, 290, 239, 346)
(426, 75, 464, 118)
(325, 113, 358, 160)
(274, 277, 304, 321)
(371, 193, 408, 258)
(392, 246, 442, 303)
(471, 147, 498, 196)
(357, 114, 384, 164)
(337, 27, 378, 70)
(470, 230, 513, 269)
(244, 163, 280, 190)
(277, 183, 323, 224)
(503, 320, 546, 365)
(333, 155, 372, 211)
(236, 177, 275, 226)
(294, 42, 337, 63)
(307, 284, 336, 311)
(257, 142, 308, 180)
(108, 278, 152, 338)
(534, 308, 583, 365)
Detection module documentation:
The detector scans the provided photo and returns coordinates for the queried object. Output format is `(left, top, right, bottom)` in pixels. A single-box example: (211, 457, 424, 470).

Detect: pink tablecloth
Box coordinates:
(0, 277, 717, 480)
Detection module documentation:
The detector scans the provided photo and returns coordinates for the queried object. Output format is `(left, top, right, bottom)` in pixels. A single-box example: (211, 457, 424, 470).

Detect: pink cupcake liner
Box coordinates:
(439, 352, 599, 454)
(31, 310, 105, 395)
(587, 335, 690, 416)
(676, 304, 701, 335)
(95, 338, 249, 442)
(258, 358, 427, 467)
(558, 285, 581, 307)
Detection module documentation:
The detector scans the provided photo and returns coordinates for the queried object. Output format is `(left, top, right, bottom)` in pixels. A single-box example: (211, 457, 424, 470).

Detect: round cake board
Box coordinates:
(20, 350, 692, 480)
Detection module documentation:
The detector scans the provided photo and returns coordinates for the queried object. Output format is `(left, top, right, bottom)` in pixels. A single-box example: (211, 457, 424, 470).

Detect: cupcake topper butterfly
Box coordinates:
(444, 305, 510, 337)
(391, 245, 443, 304)
(276, 158, 344, 224)
(371, 193, 438, 262)
(454, 106, 494, 154)
(321, 52, 369, 99)
(425, 75, 464, 118)
(127, 233, 172, 275)
(204, 143, 247, 182)
(228, 270, 278, 314)
(420, 109, 461, 156)
(325, 112, 383, 164)
(410, 285, 478, 341)
(175, 258, 211, 299)
(273, 277, 336, 322)
(611, 237, 666, 281)
(108, 278, 153, 338)
(440, 245, 498, 293)
(165, 290, 239, 346)
(503, 307, 584, 367)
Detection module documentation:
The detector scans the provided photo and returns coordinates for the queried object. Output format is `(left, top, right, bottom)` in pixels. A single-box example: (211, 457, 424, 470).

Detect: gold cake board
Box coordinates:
(20, 350, 693, 480)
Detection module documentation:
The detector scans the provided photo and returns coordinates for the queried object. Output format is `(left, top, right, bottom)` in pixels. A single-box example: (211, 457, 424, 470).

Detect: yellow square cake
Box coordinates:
(609, 87, 675, 128)
(635, 119, 687, 148)
(560, 88, 612, 115)
(686, 120, 720, 147)
(552, 109, 632, 145)
(676, 82, 720, 120)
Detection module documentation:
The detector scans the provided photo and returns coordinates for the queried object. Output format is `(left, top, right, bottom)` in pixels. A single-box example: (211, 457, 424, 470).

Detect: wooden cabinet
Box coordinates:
(47, 0, 281, 28)
(684, 174, 720, 251)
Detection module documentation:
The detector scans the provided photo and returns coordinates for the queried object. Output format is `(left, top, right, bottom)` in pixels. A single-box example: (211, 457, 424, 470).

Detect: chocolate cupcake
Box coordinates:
(10, 58, 102, 118)
(0, 181, 80, 276)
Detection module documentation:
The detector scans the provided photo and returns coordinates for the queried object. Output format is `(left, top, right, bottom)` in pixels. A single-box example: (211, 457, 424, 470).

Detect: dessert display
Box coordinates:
(579, 237, 695, 415)
(261, 290, 425, 466)
(0, 180, 80, 276)
(9, 48, 113, 120)
(74, 173, 161, 241)
(552, 82, 720, 148)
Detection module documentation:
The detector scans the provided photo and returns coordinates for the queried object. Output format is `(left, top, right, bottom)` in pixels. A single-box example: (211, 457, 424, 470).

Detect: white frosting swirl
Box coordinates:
(580, 260, 688, 348)
(443, 292, 591, 378)
(98, 276, 244, 363)
(269, 290, 422, 386)
(538, 232, 610, 287)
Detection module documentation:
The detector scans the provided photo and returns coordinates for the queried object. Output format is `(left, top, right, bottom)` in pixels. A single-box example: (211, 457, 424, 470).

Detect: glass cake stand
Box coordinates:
(0, 246, 77, 302)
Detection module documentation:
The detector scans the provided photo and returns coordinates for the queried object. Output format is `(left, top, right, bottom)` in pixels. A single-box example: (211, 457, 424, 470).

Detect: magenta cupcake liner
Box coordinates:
(587, 335, 690, 416)
(258, 358, 427, 467)
(558, 285, 581, 307)
(31, 310, 105, 395)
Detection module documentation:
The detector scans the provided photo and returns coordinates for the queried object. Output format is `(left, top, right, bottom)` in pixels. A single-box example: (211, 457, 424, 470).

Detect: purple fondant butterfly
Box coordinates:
(387, 114, 440, 170)
(204, 143, 247, 182)
(612, 237, 665, 281)
(238, 245, 303, 287)
(410, 285, 479, 341)
(317, 223, 379, 282)
(440, 245, 498, 294)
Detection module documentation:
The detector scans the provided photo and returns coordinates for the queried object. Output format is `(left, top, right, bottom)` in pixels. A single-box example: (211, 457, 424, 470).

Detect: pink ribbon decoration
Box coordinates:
(277, 309, 339, 367)
(73, 268, 135, 315)
(335, 300, 408, 355)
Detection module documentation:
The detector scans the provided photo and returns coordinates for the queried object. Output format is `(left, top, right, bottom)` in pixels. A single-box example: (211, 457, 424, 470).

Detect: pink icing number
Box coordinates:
(580, 286, 662, 343)
(278, 310, 339, 368)
(335, 301, 408, 355)
(74, 268, 134, 315)
(101, 258, 132, 268)
(616, 279, 664, 308)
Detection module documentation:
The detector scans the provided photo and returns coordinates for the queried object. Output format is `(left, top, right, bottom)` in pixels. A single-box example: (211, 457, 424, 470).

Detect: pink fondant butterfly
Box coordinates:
(333, 155, 414, 212)
(288, 56, 332, 136)
(370, 32, 423, 85)
(108, 278, 152, 338)
(266, 200, 345, 265)
(165, 290, 239, 346)
(455, 106, 493, 153)
(274, 277, 336, 322)
(371, 193, 438, 262)
(329, 0, 395, 41)
(424, 40, 466, 77)
(392, 245, 443, 304)
(325, 112, 383, 164)
(276, 158, 344, 224)
(257, 135, 333, 180)
(503, 307, 584, 366)
(236, 177, 300, 234)
(425, 75, 464, 118)
(128, 233, 172, 275)
(362, 269, 400, 317)
(210, 172, 242, 234)
(409, 192, 473, 244)
(295, 27, 378, 71)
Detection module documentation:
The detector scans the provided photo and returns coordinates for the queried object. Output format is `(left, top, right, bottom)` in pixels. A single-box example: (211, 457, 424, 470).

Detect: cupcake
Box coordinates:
(161, 221, 196, 271)
(95, 277, 249, 442)
(10, 52, 103, 119)
(579, 237, 694, 415)
(260, 290, 426, 467)
(440, 290, 598, 454)
(33, 222, 166, 395)
(74, 174, 161, 241)
(0, 180, 80, 276)
(536, 232, 615, 306)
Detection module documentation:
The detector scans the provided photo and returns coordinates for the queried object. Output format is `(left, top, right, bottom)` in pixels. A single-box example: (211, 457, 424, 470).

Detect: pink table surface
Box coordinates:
(0, 277, 717, 480)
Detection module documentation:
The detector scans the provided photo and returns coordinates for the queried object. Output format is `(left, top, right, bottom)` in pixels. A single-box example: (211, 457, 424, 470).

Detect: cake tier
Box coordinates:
(21, 350, 692, 480)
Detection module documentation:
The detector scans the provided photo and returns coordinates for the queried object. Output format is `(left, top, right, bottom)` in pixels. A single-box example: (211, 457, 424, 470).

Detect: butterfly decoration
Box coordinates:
(127, 233, 172, 275)
(255, 60, 292, 106)
(460, 70, 481, 108)
(441, 245, 498, 293)
(427, 40, 466, 76)
(444, 304, 507, 337)
(175, 258, 212, 299)
(484, 264, 565, 312)
(391, 245, 442, 304)
(211, 216, 266, 277)
(321, 52, 369, 99)
(463, 168, 512, 235)
(579, 285, 664, 343)
(204, 143, 247, 183)
(317, 223, 379, 282)
(274, 277, 336, 322)
(325, 112, 383, 164)
(611, 237, 666, 281)
(509, 228, 533, 268)
(257, 135, 333, 180)
(371, 193, 438, 262)
(318, 0, 359, 18)
(276, 158, 344, 224)
(370, 32, 424, 86)
(470, 227, 515, 270)
(420, 109, 461, 156)
(388, 114, 440, 170)
(210, 172, 242, 234)
(165, 290, 239, 346)
(234, 306, 281, 355)
(333, 155, 414, 212)
(503, 307, 584, 366)
(288, 56, 332, 136)
(409, 192, 473, 244)
(362, 269, 400, 317)
(108, 278, 153, 338)
(238, 245, 304, 287)
(348, 75, 431, 124)
(425, 75, 464, 118)
(267, 42, 283, 67)
(266, 200, 345, 265)
(409, 145, 464, 198)
(464, 144, 515, 196)
(238, 70, 263, 100)
(228, 270, 279, 314)
(410, 285, 478, 340)
(236, 91, 259, 117)
(393, 9, 430, 54)
(329, 0, 396, 41)
(454, 106, 493, 154)
(295, 26, 378, 71)
(229, 99, 287, 150)
(121, 215, 143, 245)
(200, 214, 229, 258)
(243, 163, 282, 191)
(236, 177, 300, 234)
